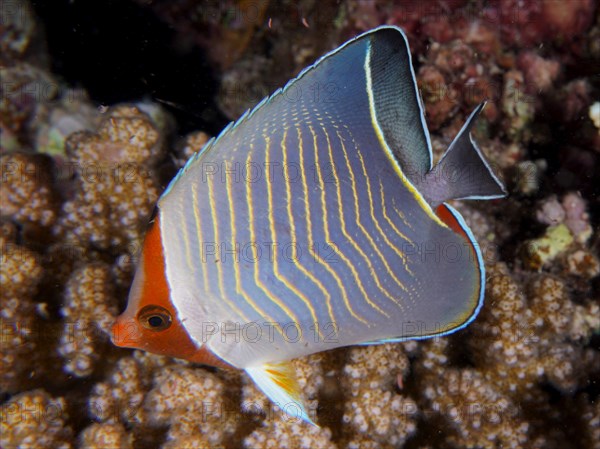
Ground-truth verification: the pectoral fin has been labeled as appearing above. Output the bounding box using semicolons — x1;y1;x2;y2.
245;362;315;426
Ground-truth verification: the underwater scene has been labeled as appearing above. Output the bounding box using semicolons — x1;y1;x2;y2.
1;0;599;448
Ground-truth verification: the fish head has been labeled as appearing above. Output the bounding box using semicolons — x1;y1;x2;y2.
111;214;203;361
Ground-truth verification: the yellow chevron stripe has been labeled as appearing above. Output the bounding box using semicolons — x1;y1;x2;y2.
280;127;331;338
333;119;416;280
207;175;248;320
246;145;301;329
225;165;270;324
355;148;415;279
333;126;412;296
321;125;396;313
180;189;196;272
310;123;381;323
191;186;210;293
266;131;322;335
297;123;339;328
391;196;415;232
378;179;416;259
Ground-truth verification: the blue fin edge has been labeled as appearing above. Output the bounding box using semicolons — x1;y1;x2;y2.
358;203;485;345
161;25;418;199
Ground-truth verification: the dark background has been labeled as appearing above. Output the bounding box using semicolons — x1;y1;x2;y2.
31;0;228;136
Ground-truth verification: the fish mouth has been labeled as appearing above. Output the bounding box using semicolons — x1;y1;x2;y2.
110;315;140;348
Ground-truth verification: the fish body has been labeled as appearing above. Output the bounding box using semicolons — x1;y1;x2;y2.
112;26;506;424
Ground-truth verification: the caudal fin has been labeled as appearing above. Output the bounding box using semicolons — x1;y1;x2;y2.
420;103;507;207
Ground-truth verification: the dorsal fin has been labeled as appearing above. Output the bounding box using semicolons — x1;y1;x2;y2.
161;26;435;201
365;27;434;179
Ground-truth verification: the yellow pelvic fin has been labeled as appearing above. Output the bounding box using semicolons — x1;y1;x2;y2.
245;361;316;426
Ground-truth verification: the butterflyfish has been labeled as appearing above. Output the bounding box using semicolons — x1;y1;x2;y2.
112;25;506;425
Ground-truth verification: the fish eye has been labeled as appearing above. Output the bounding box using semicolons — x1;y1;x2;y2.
138;305;172;332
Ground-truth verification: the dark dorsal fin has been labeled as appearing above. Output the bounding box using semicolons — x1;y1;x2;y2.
366;27;434;180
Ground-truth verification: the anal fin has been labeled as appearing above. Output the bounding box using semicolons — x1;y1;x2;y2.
245;362;316;426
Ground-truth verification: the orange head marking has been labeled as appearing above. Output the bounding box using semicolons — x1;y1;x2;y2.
111;214;231;369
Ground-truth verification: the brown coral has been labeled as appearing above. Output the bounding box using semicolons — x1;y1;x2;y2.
517;51;561;94
341;344;417;447
422;366;529;448
462;262;600;425
0;220;44;392
142;365;239;447
53;104;163;250
0;63;57;148
471;263;599;398
527;275;599;391
57;263;119;377
79;423;133;449
484;0;597;48
0;152;57;227
176;130;211;165
407;260;598;447
244;414;338;449
417;63;458;131
0;389;73;449
87;352;169;426
471;265;539;395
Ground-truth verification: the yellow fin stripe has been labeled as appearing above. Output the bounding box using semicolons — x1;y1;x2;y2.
364;41;446;229
264;364;299;397
245;361;313;424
